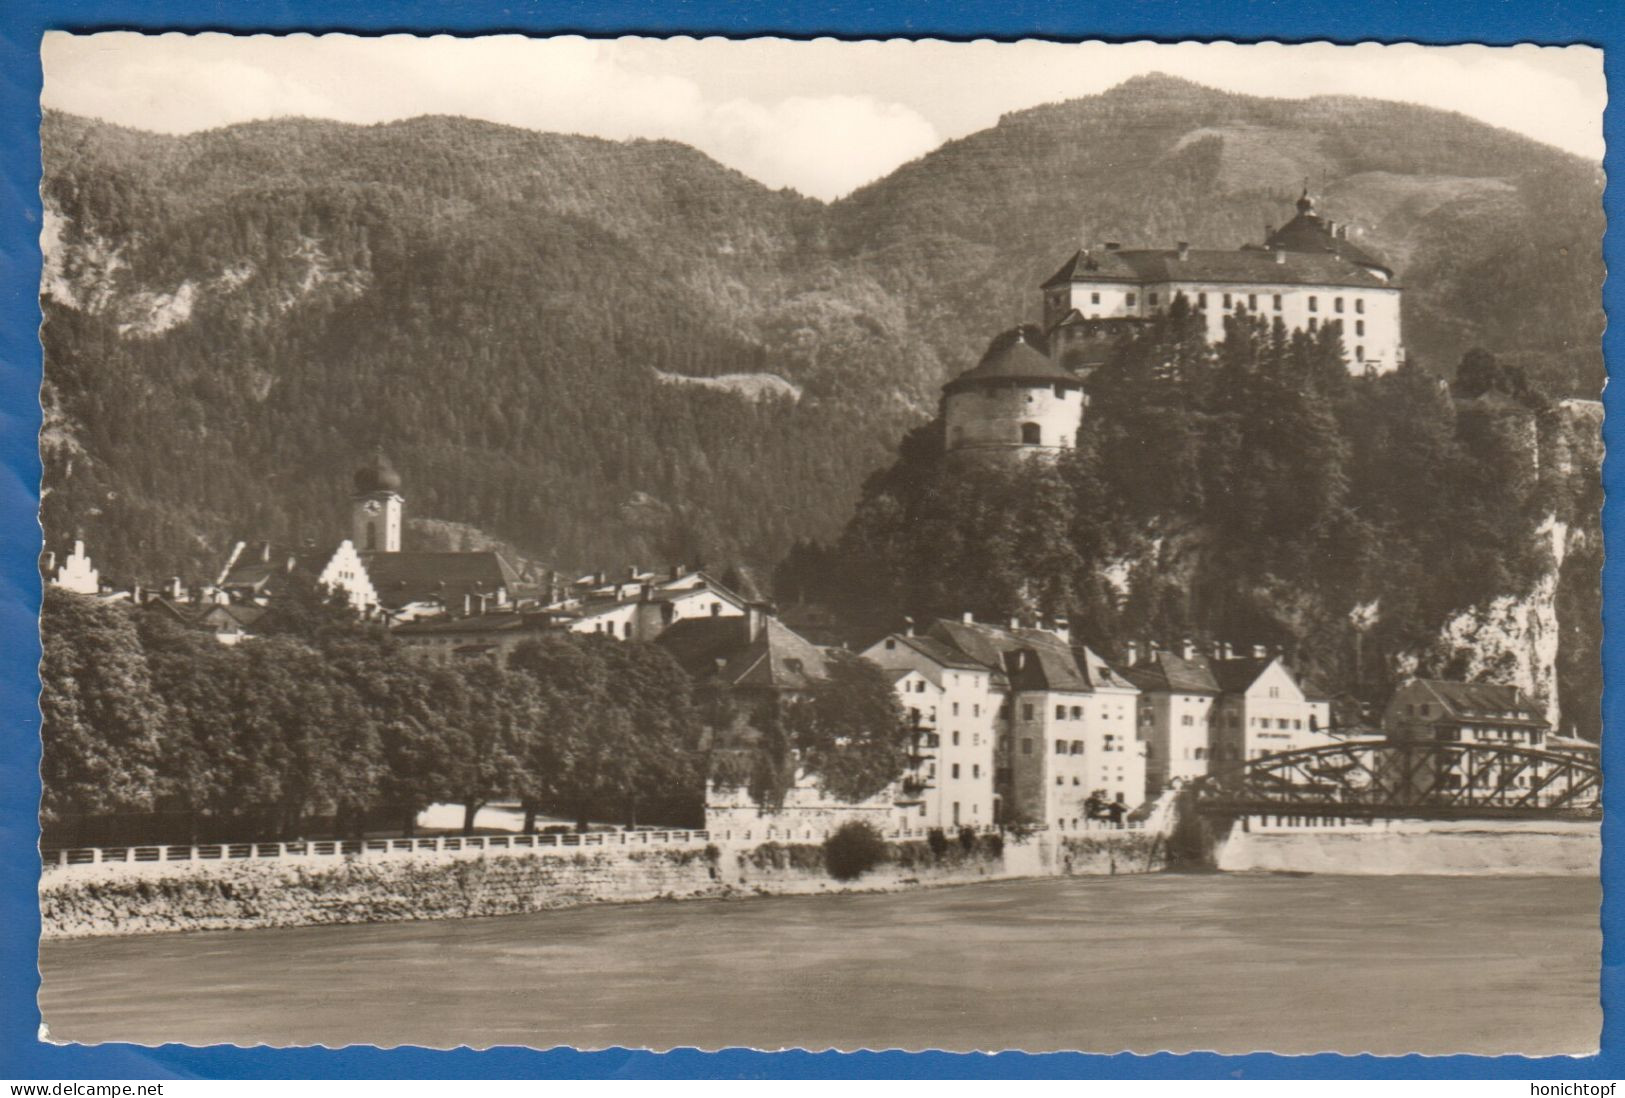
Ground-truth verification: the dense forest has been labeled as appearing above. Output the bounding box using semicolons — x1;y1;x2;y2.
778;307;1603;737
40;74;1604;587
39;581;905;844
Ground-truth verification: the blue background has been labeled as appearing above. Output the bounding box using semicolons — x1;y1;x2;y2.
0;0;1618;1080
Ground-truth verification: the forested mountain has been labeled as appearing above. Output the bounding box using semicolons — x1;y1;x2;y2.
39;74;1604;584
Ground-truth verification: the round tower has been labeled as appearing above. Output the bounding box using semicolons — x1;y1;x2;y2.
942;330;1085;460
351;449;404;553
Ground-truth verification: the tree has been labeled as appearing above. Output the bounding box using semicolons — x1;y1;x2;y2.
39;590;165;826
782;651;908;804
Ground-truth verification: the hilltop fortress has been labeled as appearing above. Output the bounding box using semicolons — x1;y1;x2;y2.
944;191;1404;460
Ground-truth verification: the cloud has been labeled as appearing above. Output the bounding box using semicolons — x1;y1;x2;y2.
41;34;1604;202
706;94;939;198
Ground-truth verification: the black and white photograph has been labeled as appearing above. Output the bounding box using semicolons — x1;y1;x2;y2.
32;33;1606;1055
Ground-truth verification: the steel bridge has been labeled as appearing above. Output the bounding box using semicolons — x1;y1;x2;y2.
1193;739;1601;820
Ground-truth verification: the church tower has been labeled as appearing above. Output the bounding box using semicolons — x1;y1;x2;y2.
351;450;404;553
942;329;1085;460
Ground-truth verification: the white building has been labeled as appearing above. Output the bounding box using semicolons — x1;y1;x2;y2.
1042;191;1403;374
941;330;1086;460
46;539;100;595
863;630;1001;830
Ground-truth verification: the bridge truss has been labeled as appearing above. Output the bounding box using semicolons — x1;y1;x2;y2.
1196;740;1601;820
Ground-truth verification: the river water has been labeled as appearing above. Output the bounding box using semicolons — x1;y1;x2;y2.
39;873;1599;1055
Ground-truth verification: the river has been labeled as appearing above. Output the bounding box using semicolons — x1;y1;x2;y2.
39;872;1599;1055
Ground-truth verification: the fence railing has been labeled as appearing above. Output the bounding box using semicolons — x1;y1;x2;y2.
41;818;1144;872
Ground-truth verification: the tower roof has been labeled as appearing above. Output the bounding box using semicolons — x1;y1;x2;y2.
1264;195;1393;278
353;449;403;495
943;330;1081;395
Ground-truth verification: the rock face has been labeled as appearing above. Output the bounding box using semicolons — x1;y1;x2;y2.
1423;400;1602;736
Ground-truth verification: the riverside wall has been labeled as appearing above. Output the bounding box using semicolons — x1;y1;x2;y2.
1211;817;1600;876
40;827;1169;940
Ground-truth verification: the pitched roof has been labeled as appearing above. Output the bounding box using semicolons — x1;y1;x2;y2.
656;616;829;691
1119;651;1221;695
926;619;1133;693
1209;656;1276;694
890;633;988;672
391;610;562;637
942;332;1081;395
1412;679;1545;726
361;550;521;610
1041;245;1392;291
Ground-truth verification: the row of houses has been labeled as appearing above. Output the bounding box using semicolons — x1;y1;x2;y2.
46;452;1587;834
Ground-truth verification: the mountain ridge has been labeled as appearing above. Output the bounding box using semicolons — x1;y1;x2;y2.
38;74;1604;587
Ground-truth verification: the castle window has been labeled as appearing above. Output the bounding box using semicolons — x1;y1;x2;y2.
1023;705;1035;721
952;764;960;779
1223;292;1232;308
1056;706;1067;721
1273;294;1282;311
1071;740;1084;755
1054;384;1066;398
1356;345;1365;361
1308;317;1318;331
366;521;378;551
1308;295;1319;312
1247;293;1257;310
1355;320;1365;336
1021;422;1042;445
1021;737;1033;754
1091;292;1100;305
1071;706;1082;720
953;730;960;745
1149;292;1159;306
1197;292;1207;309
1335;296;1345;313
1055;739;1066;754
1356;298;1365;315
1125;292;1137;307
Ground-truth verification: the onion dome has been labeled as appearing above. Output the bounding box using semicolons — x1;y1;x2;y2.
353;449;402;494
1296;187;1315;214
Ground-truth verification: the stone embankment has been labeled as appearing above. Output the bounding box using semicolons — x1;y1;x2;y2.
40;826;1170;939
1211;817;1600;876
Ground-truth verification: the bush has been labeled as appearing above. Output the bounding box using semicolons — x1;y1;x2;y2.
926;827;949;859
958;826;977;852
823;820;889;881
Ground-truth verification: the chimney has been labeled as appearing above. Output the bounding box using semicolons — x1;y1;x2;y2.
261;543;272;562
1104;241;1121;252
477;593;489;615
1252;644;1268;659
464;593;474;617
1264;224;1275;239
132;583;144;604
627;565;640;581
902;615;915;637
1326;219;1338;237
594;571;606;586
169;576;183;600
1009;616;1021;632
746;601;769;643
41;550;55;574
640;582;654;602
1051;615;1071;644
1274;247;1286;265
1149;639;1163;654
1181;638;1197;661
1125;641;1139;666
671;563;685;580
1176;241;1190;261
962;611;975;624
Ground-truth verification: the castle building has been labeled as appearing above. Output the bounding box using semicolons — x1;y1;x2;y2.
1041;191;1403;374
44;539;101;596
942;330;1085;460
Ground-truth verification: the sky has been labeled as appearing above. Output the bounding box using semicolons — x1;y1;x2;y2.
41;34;1606;201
